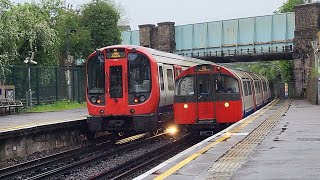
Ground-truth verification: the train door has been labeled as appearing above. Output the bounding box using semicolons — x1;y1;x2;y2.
158;64;166;107
195;73;215;121
105;59;127;115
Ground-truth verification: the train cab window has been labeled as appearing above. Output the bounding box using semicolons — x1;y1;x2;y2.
87;54;105;94
216;75;239;93
167;69;174;91
175;76;194;96
128;53;151;93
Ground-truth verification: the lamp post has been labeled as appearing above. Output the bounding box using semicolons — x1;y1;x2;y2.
66;29;77;66
23;51;37;107
66;29;77;100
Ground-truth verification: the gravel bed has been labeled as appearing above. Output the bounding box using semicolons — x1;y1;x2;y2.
62;139;171;180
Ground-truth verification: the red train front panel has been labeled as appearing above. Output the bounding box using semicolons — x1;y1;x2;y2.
174;64;243;130
86;46;160;132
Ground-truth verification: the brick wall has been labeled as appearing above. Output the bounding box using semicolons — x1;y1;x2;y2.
294;3;320;103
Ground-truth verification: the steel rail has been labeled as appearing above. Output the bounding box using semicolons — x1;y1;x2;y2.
0;134;141;179
27;133;161;179
88;134;193;180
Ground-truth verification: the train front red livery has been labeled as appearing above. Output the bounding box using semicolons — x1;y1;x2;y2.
85;45;212;136
174;64;271;132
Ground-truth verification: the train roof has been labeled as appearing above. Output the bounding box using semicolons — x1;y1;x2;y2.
177;63;268;82
99;45;213;66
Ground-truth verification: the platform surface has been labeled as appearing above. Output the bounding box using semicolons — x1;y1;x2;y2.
231;99;320;180
136;99;320;180
0;108;88;133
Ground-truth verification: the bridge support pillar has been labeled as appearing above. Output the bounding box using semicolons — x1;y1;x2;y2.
294;3;320;104
138;22;175;53
138;24;155;48
157;22;175;53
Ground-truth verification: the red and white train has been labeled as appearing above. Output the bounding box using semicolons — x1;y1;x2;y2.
85;45;211;136
174;64;271;134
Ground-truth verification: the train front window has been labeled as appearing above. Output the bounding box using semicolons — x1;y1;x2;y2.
128;53;151;93
87;54;105;94
216;75;239;93
175;76;194;96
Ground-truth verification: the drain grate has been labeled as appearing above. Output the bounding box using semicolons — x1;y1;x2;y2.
207;100;291;180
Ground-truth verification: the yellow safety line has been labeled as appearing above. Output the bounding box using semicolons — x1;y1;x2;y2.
154;100;278;180
0;117;85;132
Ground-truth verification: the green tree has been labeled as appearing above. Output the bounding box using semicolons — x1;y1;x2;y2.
277;0;304;13
0;0;124;66
7;3;59;66
0;0;16;65
54;7;90;65
0;0;11;13
81;0;121;49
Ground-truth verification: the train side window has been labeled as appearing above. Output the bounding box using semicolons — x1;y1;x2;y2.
167;69;174;91
263;81;267;91
248;81;252;95
254;81;259;93
243;81;248;96
159;66;164;91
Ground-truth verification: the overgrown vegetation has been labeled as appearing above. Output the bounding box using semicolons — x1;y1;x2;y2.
0;0;126;66
277;0;304;13
25;100;87;112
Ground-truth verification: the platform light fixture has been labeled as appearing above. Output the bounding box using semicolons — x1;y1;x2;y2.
24;51;37;107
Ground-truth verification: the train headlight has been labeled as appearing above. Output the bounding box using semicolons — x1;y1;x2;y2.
139;95;146;102
97;99;101;104
90;96;97;103
224;102;230;107
134;98;139;103
184;104;188;109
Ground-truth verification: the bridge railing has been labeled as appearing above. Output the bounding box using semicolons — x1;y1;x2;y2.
174;13;295;59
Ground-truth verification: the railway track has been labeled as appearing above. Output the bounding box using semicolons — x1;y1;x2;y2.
0;133;147;180
87;133;196;180
0;131;199;180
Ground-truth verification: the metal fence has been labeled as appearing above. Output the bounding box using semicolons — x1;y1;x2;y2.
0;65;86;105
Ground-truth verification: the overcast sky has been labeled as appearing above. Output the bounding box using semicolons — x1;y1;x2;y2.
13;0;287;30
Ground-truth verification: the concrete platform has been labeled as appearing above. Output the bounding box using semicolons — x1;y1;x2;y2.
0;108;88;133
231;99;320;180
135;99;319;180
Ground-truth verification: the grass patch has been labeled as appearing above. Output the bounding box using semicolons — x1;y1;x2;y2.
25;101;87;113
